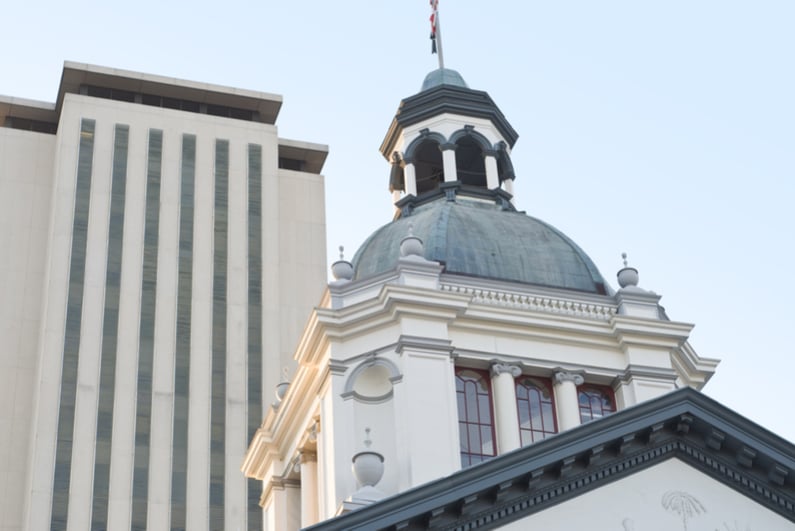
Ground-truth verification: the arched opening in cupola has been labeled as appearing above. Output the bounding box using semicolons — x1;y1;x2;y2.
454;134;487;188
413;139;444;195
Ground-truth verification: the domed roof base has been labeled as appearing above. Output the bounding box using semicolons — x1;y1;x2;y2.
352;186;609;294
421;68;469;91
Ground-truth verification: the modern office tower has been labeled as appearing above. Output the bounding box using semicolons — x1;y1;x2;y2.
0;62;328;531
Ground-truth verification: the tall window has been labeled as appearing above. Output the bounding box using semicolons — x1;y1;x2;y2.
516;377;557;445
455;368;496;467
578;385;616;423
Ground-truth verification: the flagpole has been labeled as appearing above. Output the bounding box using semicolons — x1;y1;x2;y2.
435;8;445;70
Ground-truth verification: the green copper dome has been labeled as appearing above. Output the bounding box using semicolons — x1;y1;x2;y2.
421;68;469;91
352;192;609;294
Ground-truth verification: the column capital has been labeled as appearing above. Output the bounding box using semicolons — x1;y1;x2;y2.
491;362;522;378
439;142;458;152
298;450;317;464
553;371;584;386
482;149;498;158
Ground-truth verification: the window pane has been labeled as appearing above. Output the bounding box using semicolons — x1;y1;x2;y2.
456;367;496;466
516;377;557;445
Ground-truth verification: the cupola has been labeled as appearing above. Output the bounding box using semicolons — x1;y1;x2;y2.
382;68;519;205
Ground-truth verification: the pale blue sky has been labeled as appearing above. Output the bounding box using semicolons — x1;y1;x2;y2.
2;1;793;441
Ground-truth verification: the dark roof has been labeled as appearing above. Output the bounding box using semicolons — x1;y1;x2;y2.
304;388;795;531
380;73;518;159
352;187;609;294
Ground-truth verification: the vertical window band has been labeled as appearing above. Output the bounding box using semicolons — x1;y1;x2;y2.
51;118;96;530
131;128;163;530
170;134;196;531
246;144;263;530
91;124;129;530
209;139;229;529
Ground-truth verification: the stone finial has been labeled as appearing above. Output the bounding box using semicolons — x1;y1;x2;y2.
274;367;290;404
331;245;354;281
352;428;384;489
617;252;639;288
400;223;424;258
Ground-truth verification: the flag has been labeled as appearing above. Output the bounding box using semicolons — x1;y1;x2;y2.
430;0;438;54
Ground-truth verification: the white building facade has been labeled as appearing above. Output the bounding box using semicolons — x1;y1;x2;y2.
0;63;328;531
242;68;729;530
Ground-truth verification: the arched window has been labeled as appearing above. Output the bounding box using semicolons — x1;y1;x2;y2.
515;377;557;445
412;139;444;195
455;368;496;467
454;135;487;187
577;385;616;423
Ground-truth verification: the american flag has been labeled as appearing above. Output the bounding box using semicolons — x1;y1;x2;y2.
430;0;439;54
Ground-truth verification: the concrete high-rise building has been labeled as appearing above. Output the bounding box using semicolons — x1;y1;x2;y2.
0;62;328;531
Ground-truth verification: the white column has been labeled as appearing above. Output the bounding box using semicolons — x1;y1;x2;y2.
490;363;521;453
226;138;248;531
299;451;319;527
403;162;417;196
107;124;147;531
27;113;82;530
440;144;458;183
553;371;584;431
268;478;301;531
484;152;500;189
147;128;181;530
502;178;514;196
67;119;113;531
185;133;215;531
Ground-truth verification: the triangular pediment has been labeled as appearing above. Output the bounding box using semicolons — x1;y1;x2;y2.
499;458;793;530
305;388;795;530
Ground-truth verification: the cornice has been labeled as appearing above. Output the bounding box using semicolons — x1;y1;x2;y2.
316;284;471;339
379;85;519;159
440;282;616;322
614;364;679;386
610;315;694;349
670;341;720;389
305;388;795;530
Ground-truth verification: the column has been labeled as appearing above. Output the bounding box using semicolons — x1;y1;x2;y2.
403;161;417;196
502;178;514;196
553;371;584;431
483;151;500;189
440;143;458;183
267;478;301;531
67;119;113;531
490;362;522;453
299;451;318;527
107;124;148;531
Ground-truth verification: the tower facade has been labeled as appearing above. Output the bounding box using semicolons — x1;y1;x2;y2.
0;63;328;530
242;69;719;530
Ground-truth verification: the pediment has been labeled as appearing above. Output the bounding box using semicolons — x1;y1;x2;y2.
500;458;793;530
305;388;795;530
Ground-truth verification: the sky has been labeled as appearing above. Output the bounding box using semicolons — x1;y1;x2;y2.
2;1;793;441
